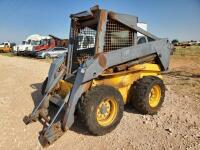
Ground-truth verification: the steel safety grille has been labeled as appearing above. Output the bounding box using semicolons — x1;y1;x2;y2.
104;19;134;52
70;22;96;52
77;27;96;50
74;27;96;60
70;21;97;71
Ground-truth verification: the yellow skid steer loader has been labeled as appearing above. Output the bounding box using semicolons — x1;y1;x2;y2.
24;6;171;145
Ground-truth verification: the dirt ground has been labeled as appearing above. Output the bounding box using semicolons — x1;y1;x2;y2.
0;54;200;150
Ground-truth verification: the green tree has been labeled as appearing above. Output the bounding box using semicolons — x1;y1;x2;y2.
171;39;179;45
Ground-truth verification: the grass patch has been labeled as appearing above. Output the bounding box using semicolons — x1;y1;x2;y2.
173;46;200;56
0;52;15;57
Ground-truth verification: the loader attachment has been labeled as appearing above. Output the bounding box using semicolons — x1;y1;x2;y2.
24;5;171;146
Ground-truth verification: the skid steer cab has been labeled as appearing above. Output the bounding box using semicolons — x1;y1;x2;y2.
24;5;171;146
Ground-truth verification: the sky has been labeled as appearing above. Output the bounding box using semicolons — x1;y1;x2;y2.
0;0;199;44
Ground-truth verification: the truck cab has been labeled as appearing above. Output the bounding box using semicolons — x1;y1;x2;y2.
13;34;56;56
33;38;55;53
13;40;36;55
0;42;15;53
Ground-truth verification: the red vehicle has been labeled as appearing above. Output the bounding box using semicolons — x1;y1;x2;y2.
24;35;55;56
34;35;68;53
34;38;56;52
17;34;68;56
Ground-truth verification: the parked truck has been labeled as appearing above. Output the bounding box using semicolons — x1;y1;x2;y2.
0;42;16;53
13;34;56;56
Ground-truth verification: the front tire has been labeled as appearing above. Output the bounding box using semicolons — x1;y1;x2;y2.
79;85;124;135
130;76;165;115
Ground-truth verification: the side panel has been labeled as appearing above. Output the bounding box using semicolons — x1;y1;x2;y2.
92;64;162;103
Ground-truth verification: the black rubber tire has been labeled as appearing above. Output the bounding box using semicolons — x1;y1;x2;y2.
45;54;51;59
130;76;165;115
41;77;48;95
78;85;124;135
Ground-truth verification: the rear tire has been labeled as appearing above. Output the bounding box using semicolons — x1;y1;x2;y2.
78;85;124;135
130;76;165;115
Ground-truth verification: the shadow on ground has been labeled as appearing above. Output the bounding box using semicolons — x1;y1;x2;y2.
30;83;43;106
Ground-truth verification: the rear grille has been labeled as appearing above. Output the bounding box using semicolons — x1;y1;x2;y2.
104;19;134;52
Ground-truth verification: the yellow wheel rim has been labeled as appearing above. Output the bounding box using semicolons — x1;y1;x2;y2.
96;97;118;126
149;85;161;108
